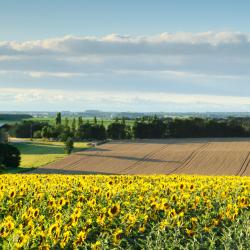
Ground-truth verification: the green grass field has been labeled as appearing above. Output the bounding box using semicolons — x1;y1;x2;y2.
2;139;89;173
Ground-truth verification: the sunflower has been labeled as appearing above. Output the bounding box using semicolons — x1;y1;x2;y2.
238;196;248;208
179;183;185;190
47;197;55;207
36;231;46;246
139;225;146;233
190;217;198;227
74;231;87;247
171;194;177;202
0;225;8;238
150;201;158;210
108;204;120;217
0;191;3;202
5;220;15;231
186;228;195;237
159;219;169;230
96;213;106;225
55;212;62;222
189;184;195;191
232;213;238;221
91;240;102;250
15;233;29;249
88;198;96;207
106;191;111;199
113;229;123;245
38;244;50;250
9;189;16;199
212;219;220;226
58;197;66;206
203;226;211;233
168;209;177;218
33;208;40;218
78;195;85;202
48;223;61;242
60;231;71;248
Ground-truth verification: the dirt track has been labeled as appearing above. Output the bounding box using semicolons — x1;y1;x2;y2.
33;138;250;175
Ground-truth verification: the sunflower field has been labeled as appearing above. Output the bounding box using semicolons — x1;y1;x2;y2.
0;174;249;249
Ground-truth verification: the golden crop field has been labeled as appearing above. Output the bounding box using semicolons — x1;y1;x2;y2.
0;174;249;249
36;139;250;175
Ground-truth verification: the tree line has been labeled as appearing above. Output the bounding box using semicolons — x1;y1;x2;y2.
8;113;250;140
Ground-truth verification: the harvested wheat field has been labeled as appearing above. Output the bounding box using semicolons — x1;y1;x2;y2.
33;138;250;176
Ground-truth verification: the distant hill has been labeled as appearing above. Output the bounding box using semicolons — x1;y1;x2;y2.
2;111;250;119
0;114;33;121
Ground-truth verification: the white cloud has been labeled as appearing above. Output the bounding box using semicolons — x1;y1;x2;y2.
2;88;250;112
1;32;250;55
0;32;249;77
27;71;86;78
1;32;250;111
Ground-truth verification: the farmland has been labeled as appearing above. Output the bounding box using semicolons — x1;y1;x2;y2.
34;138;250;176
0;174;249;249
1;139;250;249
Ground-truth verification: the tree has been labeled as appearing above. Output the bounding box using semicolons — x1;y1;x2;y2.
122;117;126;125
0;129;2;143
76;123;106;140
71;118;76;134
107;122;128;139
59;126;72;142
9;121;48;138
64;137;74;154
91;124;107;140
94;116;97;124
133;121;149;139
149;117;167;138
0;143;21;168
64;117;69;128
33;130;42;138
55;112;62;125
77;123;92;140
78;117;83;128
41;126;49;138
0;129;8;143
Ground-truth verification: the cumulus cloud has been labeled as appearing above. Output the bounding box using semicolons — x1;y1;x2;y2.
0;32;250;77
1;32;250;55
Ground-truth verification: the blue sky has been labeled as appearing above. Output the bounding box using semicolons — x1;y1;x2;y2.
1;1;250;112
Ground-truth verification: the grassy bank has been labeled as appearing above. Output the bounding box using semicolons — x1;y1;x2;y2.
1;139;89;173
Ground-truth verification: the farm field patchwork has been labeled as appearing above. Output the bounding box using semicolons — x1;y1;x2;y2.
35;138;250;175
26;117;135;128
0;174;249;249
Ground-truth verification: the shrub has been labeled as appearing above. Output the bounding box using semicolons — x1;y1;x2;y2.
0;143;21;168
